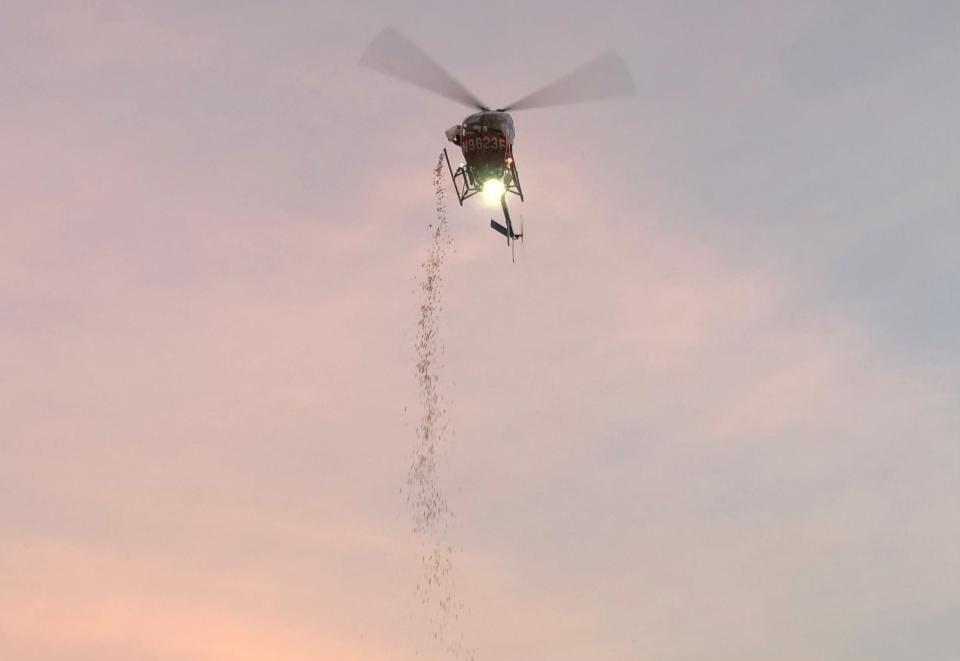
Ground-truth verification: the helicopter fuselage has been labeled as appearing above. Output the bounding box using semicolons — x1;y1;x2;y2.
455;110;516;188
443;109;525;256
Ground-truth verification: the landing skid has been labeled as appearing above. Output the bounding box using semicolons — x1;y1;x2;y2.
443;148;524;206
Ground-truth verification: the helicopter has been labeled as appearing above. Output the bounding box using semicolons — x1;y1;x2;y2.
360;27;635;257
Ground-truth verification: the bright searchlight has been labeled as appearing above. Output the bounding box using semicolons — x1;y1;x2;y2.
482;178;506;205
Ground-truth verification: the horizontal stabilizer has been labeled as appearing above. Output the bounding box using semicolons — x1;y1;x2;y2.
490;219;510;238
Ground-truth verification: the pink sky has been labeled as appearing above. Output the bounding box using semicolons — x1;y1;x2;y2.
2;2;959;660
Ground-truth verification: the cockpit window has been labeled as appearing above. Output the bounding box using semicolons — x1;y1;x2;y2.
464;112;515;142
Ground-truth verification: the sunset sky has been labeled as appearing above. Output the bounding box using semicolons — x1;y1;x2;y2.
2;2;958;660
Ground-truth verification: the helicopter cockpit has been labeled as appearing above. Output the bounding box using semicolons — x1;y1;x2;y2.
462;111;515;143
446;111;516;146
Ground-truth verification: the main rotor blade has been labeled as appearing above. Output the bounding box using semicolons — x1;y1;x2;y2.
501;51;636;111
360;27;488;111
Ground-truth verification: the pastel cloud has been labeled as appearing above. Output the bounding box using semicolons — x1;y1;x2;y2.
1;3;958;661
